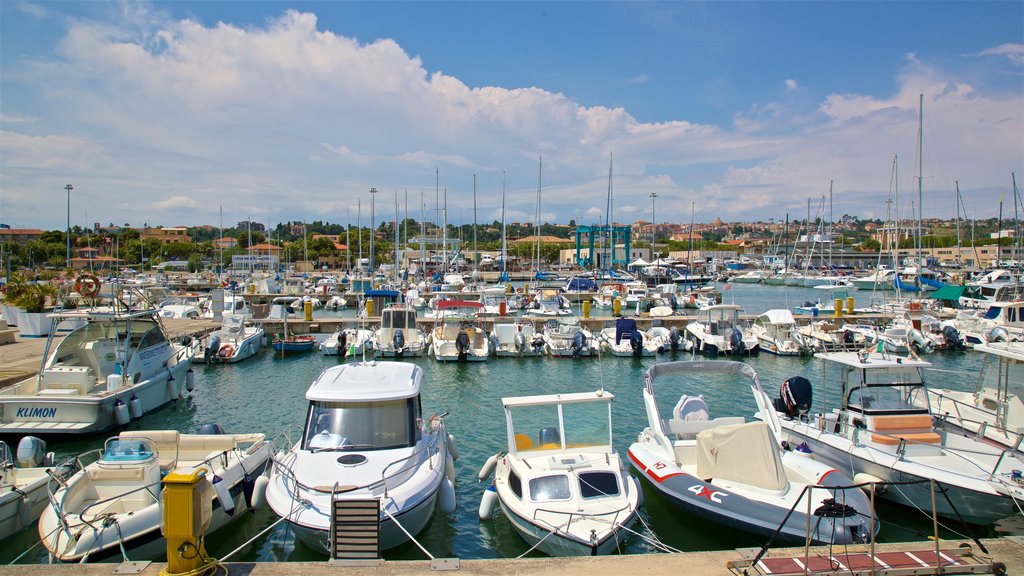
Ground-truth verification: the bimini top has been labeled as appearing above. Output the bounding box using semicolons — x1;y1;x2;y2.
306;361;421;403
974;342;1024;363
814;351;931;370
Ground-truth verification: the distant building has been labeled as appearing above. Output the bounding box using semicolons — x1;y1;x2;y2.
0;228;44;246
212;237;239;249
140;227;190;245
237;220;265;232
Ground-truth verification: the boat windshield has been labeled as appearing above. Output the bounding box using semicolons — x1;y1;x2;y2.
845;366;928;414
303;398;417;451
507;400;611;453
101;438;157;463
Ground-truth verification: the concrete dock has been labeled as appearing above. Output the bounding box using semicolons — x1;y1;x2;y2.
0;538;1019;575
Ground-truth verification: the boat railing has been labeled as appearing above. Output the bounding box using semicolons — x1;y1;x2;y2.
379;416;448;498
530;500;633;538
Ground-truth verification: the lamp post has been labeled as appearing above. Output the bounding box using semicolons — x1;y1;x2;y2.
369;187;378;275
65;184;73;269
649;192;658;259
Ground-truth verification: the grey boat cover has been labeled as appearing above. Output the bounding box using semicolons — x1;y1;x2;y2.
695;421;787;492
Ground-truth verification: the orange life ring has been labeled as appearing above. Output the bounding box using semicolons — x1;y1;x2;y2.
908;302;922;311
689;294;696;304
217;344;235;358
74;273;101;297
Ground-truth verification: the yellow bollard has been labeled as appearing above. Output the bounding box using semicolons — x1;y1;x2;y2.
583;300;591;319
524;284;530;297
162;469;213;576
613;297;622;317
248;283;255;294
846;296;855;315
366;298;374;317
304;300;313;321
834;298;843;317
506;283;512;295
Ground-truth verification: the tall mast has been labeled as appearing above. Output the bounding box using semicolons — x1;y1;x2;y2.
472;174;478;275
346;207;351;272
357;199;362;272
394;192;400;283
916;93;924;267
1013;172;1020;266
687;201;695;284
954;182;961;268
501;170;507;280
828;180;833;270
419;191;426;283
442;187;448;273
605;152;613;274
535;157;542;274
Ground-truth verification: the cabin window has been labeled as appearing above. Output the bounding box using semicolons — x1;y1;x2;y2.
137;326;169;349
578;471;620;499
509;470;523;499
303;398;414;451
529;474;572;502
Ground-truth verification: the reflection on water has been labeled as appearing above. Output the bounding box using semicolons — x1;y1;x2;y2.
0;283;1005;564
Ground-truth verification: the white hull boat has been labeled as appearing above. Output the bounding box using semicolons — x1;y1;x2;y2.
685;304;759;356
320;328;373;357
542;318;599;358
373;306;427;358
489;320;545;357
196;313;265;363
0;437;75;542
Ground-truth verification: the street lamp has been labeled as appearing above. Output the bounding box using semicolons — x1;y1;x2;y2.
65;184;73;268
369;187;378;274
649;192;658;259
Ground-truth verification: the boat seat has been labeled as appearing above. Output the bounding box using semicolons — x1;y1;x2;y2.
41;366;95;395
538;427;561;449
869;414;941;445
673;395;710;421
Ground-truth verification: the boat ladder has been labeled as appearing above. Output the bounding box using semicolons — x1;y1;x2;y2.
329;497;380;563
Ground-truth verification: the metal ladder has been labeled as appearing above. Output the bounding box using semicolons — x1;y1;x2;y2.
330;498;380;562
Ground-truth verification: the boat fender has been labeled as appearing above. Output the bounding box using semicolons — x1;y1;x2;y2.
852;472;887;495
16;436;46;468
439;477;457;514
478;484;498;520
447;433;459;461
629;331;644;357
250;474;270;510
18;491;35;527
129;395;143;420
114;398;130;426
445;455;456;483
478;453;499;481
212;474;235;515
217;344;235;359
243;472;258;510
185;367;195;392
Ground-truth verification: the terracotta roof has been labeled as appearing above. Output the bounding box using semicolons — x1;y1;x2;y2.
248;243;281;251
510;235;573;244
0;228;44;235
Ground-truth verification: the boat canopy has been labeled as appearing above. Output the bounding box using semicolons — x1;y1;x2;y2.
755;309;796;326
437;300;484;310
695;422;787;492
306;362;421;402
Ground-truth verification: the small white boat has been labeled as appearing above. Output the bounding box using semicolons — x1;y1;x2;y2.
489;319;545;357
526;288;574;317
629;361;874;544
39;428;272;562
598;318;659;357
792;320;864;353
543;317;599;358
0;437;73;541
751;309;806;356
319;327;374;357
266;362;456;554
646;326;691;353
197;313;265;363
430;302;489;362
373;305;427;358
325;295;348;310
478;390;640;556
685;304;759;356
752;351;1024;525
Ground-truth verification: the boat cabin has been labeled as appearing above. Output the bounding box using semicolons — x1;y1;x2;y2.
301;363;423;452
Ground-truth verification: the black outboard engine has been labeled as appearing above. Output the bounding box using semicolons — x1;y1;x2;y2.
773;376;813;419
571;331;587;357
729;327;746;355
532;335;546;352
338;330;347;354
669;326;682;352
393;329;405;358
629;331;644;357
842;329;855;345
198;423;225;435
941;325;964;350
204;334;221;363
455;330;471;362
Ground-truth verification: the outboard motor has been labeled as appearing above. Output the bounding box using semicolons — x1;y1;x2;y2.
199;423;225;435
842;329;855;345
571;331;587;357
987;326;1009;343
669;326;682;352
204;334;221;362
531;335;546;353
773;376;813;419
16;436;52;467
514;331;527;354
629;331;644;357
455;330;471;362
942;325;964;350
393;329;406;358
729;327;746;355
338;330;347;354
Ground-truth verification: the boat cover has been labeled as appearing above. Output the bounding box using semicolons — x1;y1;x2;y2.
695;421;787;492
615;318;638;344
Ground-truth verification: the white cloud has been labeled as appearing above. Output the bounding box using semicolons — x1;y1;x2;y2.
975;43;1024;65
784;79;798;91
154;195;200;210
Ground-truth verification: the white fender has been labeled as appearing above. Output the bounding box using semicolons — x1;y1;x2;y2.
114;399;130;426
212;474;235;515
251;475;270;510
439;477;457;514
128;395;143;420
853;472;887;494
185;368;195;392
478;484;498;520
18;492;35;527
447;433;459;461
445;456;456;483
478;454;499;481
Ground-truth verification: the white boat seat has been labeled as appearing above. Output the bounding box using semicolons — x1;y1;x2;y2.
673;395;710;421
41;366;95;395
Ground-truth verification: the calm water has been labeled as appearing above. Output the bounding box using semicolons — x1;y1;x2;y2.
3;283;1015;564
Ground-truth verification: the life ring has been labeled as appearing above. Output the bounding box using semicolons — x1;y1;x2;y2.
74;273;101;297
908;302;922;311
217;344;235;358
689;294;696;304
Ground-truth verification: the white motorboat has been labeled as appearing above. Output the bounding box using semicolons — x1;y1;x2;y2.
592;283;625;309
478;286;512;317
478;390;640;556
203;292;251;319
923;341;1024;451
266;362;456;554
373;305;427;358
959;301;1024;346
196;313;265;364
852;267;897;291
39;428;272;562
0;437;74;542
319;327;374;357
629;361;874;544
791;320;865;353
525;288;574;317
598;318;658;357
646;326;691;354
0;308;198;435
430;301;489;362
685;304;759;356
750;309;806;356
489;319;545;357
752;351;1024;525
542;317;599;358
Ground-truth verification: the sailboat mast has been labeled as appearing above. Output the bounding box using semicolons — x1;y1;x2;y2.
442;187;448;273
687;202;695;283
1012;172;1020;266
419;191;426;283
954;181;961;268
472;174;478;274
346;207;351;272
501;170;507;279
917;93;924;267
394;192;400;283
535;157;542;274
357;199;362;272
605;153;613;274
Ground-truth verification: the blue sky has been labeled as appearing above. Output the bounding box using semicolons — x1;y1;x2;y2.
1;1;1021;232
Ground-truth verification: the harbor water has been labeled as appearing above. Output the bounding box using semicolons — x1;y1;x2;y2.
3;283;1019;564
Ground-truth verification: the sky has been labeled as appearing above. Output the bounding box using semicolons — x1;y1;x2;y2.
1;1;1022;233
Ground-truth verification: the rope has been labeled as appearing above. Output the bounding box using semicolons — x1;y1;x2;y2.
159;536;226;576
9;523;63;565
381;503;433;560
219;517;288;562
515;517;574;558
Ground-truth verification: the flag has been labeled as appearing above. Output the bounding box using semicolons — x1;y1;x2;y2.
875;340;884;353
345;343;356;358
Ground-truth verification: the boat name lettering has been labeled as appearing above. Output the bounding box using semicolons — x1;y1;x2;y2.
138;343;169;361
688;485;726;504
16;407;57;419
